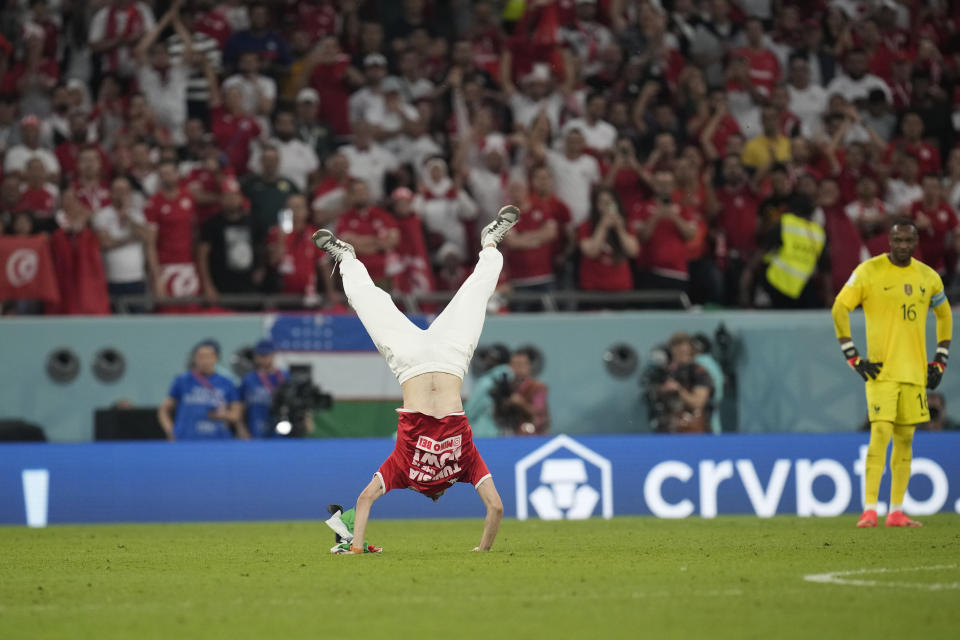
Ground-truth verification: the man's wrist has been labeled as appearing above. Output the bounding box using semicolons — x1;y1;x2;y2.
841;340;859;362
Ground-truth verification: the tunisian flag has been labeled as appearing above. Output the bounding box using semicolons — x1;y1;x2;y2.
0;235;60;303
47;228;110;315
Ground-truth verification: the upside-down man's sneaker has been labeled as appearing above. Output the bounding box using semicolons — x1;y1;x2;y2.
312;229;356;261
885;510;922;527
480;205;520;248
855;509;878;528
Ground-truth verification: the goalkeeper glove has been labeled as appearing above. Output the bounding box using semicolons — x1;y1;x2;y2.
841;342;882;381
927;347;949;390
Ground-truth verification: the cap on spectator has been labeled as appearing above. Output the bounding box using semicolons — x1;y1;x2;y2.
522;63;552;85
483;133;508;155
382;77;403;94
364;53;387;68
254;339;276;355
21;115;39;127
410;84;433;101
297;87;320;103
391;186;414;201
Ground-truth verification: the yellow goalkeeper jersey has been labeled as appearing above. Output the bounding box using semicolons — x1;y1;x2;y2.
834;255;946;385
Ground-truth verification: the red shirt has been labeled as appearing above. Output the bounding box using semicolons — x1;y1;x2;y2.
211;106;261;174
715;184;760;255
16;185;57;217
576;221;633;291
267;226;319;294
196;8;232;47
884;140;942;176
145;189;196;265
55;142;112;185
310;56;352;136
823;204;865;295
629;200;699;277
732;46;781;94
610;168;647;214
530;193;571;260
335;206;398;280
72;181;111;213
185;167;231;224
909;200;959;272
506;202;558;284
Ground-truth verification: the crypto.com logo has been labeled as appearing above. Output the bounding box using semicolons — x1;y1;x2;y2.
6;248;38;286
515;435;613;520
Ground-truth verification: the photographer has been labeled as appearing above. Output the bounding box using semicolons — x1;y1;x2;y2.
492;348;550;436
158;340;246;441
238;339;306;438
464;344;513;438
646;332;714;434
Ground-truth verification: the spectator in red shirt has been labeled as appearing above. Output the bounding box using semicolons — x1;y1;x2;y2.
55;110;111;185
266;193;320;296
145;160;199;299
385;187;435;306
844;175;890;256
16;157;58;220
909;173;959;275
884;111;942;176
209;76;262;175
577;187;639;296
67;147;111;219
306;35;357;136
631;169;699;293
528;163;574;283
502;177;559;309
732;16;781;98
335;179;399;285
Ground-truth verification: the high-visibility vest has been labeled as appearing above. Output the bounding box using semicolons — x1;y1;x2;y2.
765;213;826;299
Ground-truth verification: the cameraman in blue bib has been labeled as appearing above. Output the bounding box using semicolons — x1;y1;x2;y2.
158;340;246;440
238;339;289;438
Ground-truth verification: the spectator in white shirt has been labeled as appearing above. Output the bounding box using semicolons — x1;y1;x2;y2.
92;175;159;308
787;55;828;137
826;48;892;105
4;115;59;181
392;107;443;177
348;53;389;126
222;52;276;118
562;91;617;153
88;0;156;78
508;63;565;132
543;127;600;226
249;110;319;192
339;119;400;203
466;133;510;229
885;153;923;216
366;77;419;143
413;156;478;260
133;5;194;146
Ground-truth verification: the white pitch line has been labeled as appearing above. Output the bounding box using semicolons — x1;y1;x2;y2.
803;564;960;591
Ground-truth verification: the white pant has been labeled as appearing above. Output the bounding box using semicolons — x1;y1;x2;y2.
339;247;503;384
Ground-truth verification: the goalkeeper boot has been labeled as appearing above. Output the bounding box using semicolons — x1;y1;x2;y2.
480;205;520;248
855;509;878;528
885;510;922;527
312;229;356;261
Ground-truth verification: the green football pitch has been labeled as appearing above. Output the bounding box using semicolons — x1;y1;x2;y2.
1;516;957;639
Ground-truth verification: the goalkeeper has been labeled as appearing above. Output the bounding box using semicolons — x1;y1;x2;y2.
831;219;952;528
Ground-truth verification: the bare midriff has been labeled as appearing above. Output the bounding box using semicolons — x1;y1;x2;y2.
400;372;464;417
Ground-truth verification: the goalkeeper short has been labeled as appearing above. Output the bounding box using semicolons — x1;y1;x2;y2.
865;380;929;425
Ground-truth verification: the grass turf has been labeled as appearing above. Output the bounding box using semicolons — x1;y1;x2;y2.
0;515;958;640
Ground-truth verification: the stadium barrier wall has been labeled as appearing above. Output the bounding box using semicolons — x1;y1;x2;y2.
1;311;957;442
2;433;959;526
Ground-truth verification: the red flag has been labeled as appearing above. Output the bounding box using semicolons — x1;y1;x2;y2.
0;235;60;303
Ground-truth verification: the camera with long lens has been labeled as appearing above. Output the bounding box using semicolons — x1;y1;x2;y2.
270;364;332;437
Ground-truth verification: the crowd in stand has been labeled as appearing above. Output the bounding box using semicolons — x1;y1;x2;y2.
2;0;960;315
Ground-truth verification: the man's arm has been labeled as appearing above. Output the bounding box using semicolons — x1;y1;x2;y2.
928;290;953;389
832;270;881;380
474;478;503;551
158;397;176;441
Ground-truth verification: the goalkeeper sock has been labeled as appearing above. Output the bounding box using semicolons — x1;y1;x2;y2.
890;504;902;513
890;425;915;507
864;503;878;512
865;421;893;505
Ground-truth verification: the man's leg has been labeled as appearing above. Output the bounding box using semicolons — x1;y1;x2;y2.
340;254;422;351
348;475;385;553
427;246;503;349
474;477;504;551
858;420;893;527
887;424;922;526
